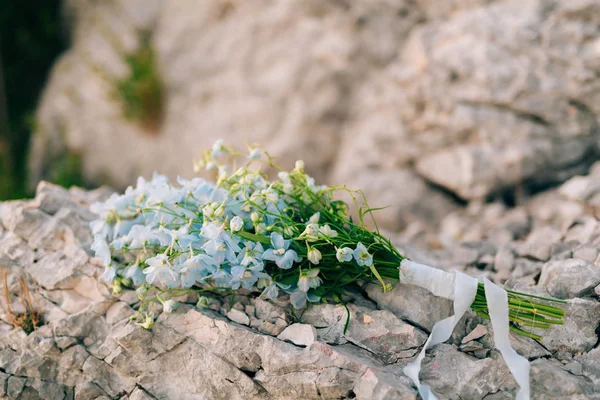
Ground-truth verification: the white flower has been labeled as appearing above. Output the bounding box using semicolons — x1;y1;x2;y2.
143;254;179;287
211;139;225;157
336;247;353;262
297;269;322;292
248;147;261;160
307;248;322;265
309;212;320;224
295;160;305;171
319;225;338;238
299;223;319;242
353;242;373;267
255;223;267;235
230;216;244;232
250;212;260;223
163;299;178;314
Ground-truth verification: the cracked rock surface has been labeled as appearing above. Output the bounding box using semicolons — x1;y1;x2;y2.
1;171;600;399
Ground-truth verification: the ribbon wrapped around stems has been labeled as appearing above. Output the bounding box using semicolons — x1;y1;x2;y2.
400;259;530;400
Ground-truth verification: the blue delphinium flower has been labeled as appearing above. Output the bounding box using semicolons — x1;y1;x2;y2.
353;242;373;267
259;280;291;301
178;254;217;288
124;263;145;286
262;232;300;269
289;289;320;309
102;266;117;282
201;222;241;264
239;242;264;268
91;237;111;266
230;264;270;290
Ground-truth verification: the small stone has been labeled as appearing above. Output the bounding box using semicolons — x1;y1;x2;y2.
83;337;94;346
538;259;600;299
7;376;26;399
55;336;78;350
460;341;485;353
518;226;562;261
572;246;598;263
226;309;250;326
461;324;488;344
277;323;317;347
245;305;255;317
564;361;583;376
363;314;373;324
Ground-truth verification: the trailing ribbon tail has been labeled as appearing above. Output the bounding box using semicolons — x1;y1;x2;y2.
399;259;530;400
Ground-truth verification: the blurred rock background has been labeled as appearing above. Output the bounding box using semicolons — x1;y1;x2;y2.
2;0;600;232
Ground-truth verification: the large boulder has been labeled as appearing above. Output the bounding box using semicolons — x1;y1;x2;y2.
29;0;600;231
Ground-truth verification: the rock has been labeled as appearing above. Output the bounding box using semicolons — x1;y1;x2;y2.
421;344;517;399
530;358;597;400
366;282;453;332
301;304;349;345
530;298;600;358
517;226;563;261
30;0;600;230
353;369;417;400
462;324;488;344
226;308;251;326
2;160;600;398
538;259;600;299
277;324;317;347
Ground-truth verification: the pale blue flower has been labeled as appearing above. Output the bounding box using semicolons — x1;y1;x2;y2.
210;269;233;288
91;237;111;266
230;264;270;290
179;254;216;288
259;280;290;300
353;242;373;267
248;147;261;160
239;242;264;268
124;263;145;286
262;232;300;269
289;289;320;309
143;254;179;287
336;247;353;262
201;223;241;264
102;266;117;282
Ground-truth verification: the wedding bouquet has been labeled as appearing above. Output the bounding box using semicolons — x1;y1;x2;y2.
91;140;565;400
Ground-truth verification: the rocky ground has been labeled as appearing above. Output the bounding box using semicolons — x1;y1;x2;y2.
0;164;599;399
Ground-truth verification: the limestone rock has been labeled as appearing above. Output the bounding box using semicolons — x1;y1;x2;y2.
277;323;317;347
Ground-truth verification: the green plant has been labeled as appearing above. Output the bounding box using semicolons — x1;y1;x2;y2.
116;32;164;131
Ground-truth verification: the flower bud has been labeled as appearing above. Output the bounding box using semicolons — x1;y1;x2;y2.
307;248;322;265
230;216;244;232
163;299;178;314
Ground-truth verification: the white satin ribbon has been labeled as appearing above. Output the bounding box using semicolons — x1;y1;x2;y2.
399;259;530;400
